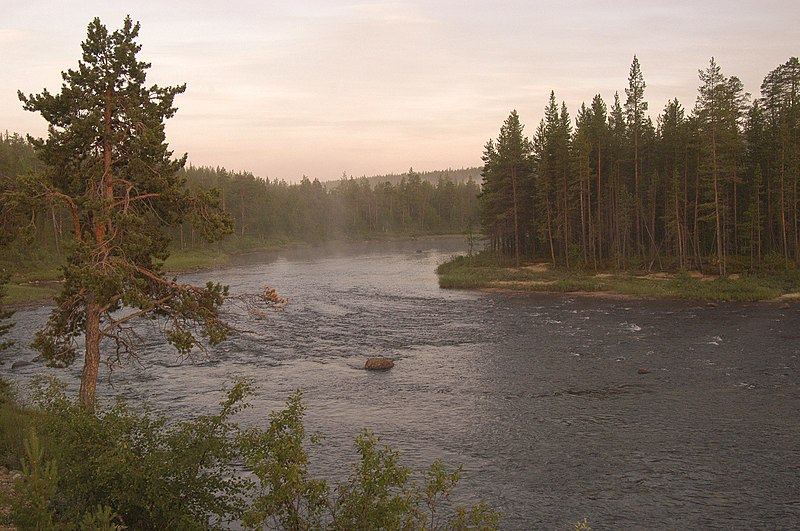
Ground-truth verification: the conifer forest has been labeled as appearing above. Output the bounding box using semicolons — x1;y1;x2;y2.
480;56;799;274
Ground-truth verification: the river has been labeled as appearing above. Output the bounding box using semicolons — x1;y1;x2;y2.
3;236;799;529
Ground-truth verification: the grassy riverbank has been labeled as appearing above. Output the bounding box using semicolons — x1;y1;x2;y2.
437;252;800;302
0;238;289;306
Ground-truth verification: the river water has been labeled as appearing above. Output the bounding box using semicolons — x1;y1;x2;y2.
3;237;800;529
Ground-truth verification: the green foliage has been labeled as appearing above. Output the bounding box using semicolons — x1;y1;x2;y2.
0;272;14;355
0;381;31;470
480;110;534;263
241;391;329;530
332;430;416;529
0;381;500;529
6;428;126;530
471;55;800;274
243;391;502;530
78;505;127;530
26;378;252;529
10;430;58;529
173;166;481;247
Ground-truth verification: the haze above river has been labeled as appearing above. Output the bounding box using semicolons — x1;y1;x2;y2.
4;237;799;529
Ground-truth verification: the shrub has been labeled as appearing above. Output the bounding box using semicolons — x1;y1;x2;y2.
243;390;502;530
0;378;32;470
24;377;251;529
6;380;501;529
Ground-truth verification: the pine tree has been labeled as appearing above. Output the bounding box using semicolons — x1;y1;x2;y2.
625;55;648;255
589;94;609;262
759;57;800;263
480;110;532;264
657;99;690;267
608;92;630;265
574;103;593;266
532;93;572;265
694;58;749;275
17;17;275;408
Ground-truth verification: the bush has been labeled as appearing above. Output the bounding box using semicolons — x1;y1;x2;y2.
242;390;502;530
19;377;251;529
5;380;501;530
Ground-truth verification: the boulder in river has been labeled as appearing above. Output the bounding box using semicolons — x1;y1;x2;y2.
365;357;394;370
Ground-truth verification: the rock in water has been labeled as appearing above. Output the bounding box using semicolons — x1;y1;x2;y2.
365;357;394;370
637;367;650;375
11;360;33;369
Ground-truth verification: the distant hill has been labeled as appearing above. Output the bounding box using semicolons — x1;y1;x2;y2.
339;167;482;188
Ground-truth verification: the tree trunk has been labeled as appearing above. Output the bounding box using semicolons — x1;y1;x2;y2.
712;130;725;276
596;144;603;262
634;119;641;255
546;200;556;267
693;156;703;273
780;144;788;266
674;181;684;269
79;299;102;409
511;166;520;267
563;169;570;268
579;155;587;265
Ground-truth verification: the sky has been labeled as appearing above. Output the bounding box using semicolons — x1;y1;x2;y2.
2;1;798;182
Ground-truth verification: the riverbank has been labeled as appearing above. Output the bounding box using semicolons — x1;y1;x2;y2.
2;245;271;306
3;233;467;306
436;253;800;302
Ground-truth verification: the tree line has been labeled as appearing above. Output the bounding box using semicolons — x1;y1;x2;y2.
176;166;480;246
1;134;480;263
481;56;800;274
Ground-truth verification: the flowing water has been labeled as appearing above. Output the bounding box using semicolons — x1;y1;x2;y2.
3;237;800;529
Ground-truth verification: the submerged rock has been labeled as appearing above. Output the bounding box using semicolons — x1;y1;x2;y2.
365;357;395;370
637;367;650;375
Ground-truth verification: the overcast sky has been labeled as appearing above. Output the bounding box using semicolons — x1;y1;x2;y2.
2;1;798;182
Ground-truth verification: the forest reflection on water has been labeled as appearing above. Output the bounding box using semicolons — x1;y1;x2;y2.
3;237;800;529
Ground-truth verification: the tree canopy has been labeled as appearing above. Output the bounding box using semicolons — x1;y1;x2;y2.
479;55;800;273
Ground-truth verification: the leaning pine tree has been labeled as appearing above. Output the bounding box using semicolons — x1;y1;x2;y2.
19;17;281;408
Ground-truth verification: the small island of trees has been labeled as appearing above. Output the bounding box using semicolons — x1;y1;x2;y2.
479;55;800;274
439;55;800;301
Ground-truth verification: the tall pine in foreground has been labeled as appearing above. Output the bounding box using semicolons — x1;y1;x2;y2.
17;17;276;408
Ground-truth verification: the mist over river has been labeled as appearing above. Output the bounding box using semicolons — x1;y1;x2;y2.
3;237;800;529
